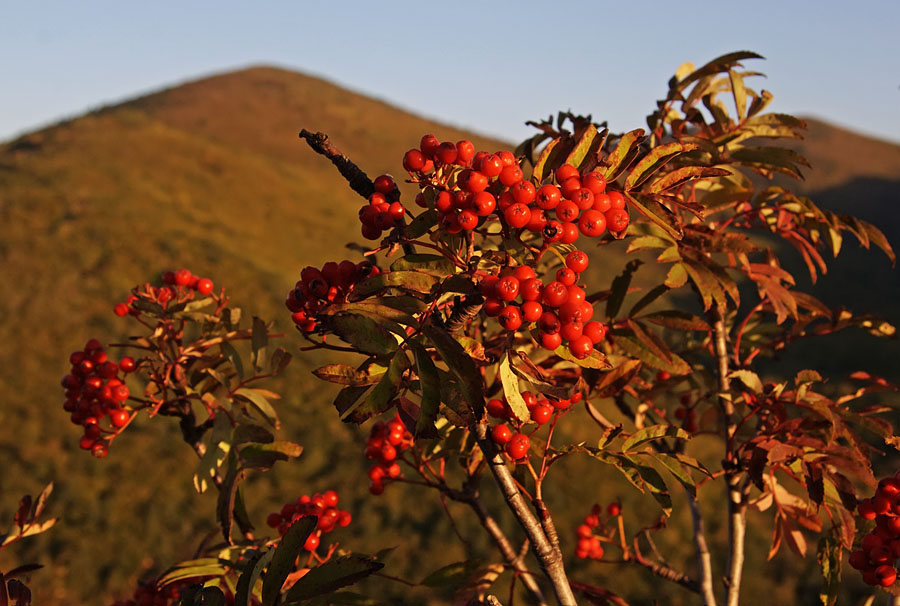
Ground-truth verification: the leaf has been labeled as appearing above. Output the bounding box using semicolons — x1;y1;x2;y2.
193;413;233;494
499;352;529;422
157;558;228;588
675;51;764;90
312;364;384;386
626;320;673;364
628;285;669;317
262;517;317;605
31;483;53;519
420;560;481;588
411;342;440;438
423;324;485;419
390;254;457;276
622;424;691;451
353;271;439;297
640;310;710;332
269;347;293;376
405;208;439;238
322;302;417;327
728;69;747;119
342;350;407;422
623;192;682;239
331;314;398;356
234;388;280;428
614;335;691;375
333;385;370;419
552;345;611;369
606;260;642;319
602;129;646;181
664;263;688;288
239;441;303;470
730;147;810;179
646;166;730;194
235;549;274;606
220;341;244;381
625;142;698;190
817;535;842;606
533;138;566;183
216;451;242;543
588;359;642;398
729;370;763;393
250;317;268;372
283;555;384;604
566;123;604;171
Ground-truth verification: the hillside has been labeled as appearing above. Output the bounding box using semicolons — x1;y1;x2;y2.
0;66;898;604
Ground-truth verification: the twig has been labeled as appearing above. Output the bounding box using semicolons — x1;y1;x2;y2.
687;488;717;606
298;130;374;200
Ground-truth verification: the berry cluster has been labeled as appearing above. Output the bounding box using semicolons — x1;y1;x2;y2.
487;392;582;461
402;136;629;240
112;268;215;317
61;339;136;458
363;414;413;495
265;490;352;553
574;502;621;560
358;174;406;240
285;260;381;332
849;474;900;588
480;250;608;359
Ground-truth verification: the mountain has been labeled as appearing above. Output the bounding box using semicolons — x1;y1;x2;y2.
0;65;898;604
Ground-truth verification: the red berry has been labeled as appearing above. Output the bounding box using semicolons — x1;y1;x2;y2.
435;142;458;165
520;277;543;302
555;199;580;223
608;190;626;210
91;442;108;459
542;281;569;308
560;221;580;244
566;250;589;273
456;140;475;165
458;210;479;231
605;208;630;233
579;210;607;237
496;276;521;302
568;335;594;359
582;172;607;195
555;164;579;183
175;268;192;286
505;433;530;460
110;409;130;428
266;513;282;528
540;331;562;350
491;424;513;445
876;564;897;587
556;268;577;287
486;398;509;419
504;203;532;229
472;191;496;216
531;403;553;425
196;278;214;295
420;134;440;158
536;184;562;210
480;154;503;178
304;532;320;551
592;193;612;213
572;188;594;210
499;165;524;187
522;301;543;323
113;303;129;317
499;305;523;331
607;502;621;516
511;181;536;205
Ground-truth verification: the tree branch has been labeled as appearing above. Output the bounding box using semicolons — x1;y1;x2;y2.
711;305;745;606
687;489;717;606
298;129;374;200
473;422;577;606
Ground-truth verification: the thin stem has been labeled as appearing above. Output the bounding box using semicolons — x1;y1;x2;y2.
473;422;576;606
687;488;717;606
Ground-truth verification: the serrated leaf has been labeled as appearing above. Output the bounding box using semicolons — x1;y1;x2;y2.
625;142;698;190
262;517;317;605
588;359;642;398
331;314;398;356
552;344;611;369
622;424;690;451
423;324;485;419
221;341;244;381
614;335;691;375
341;350;407;422
313;364;384;386
323;302;416;327
283;554;384;604
157;558;228;589
603;129;645;182
353;271;439;297
390;254;457;276
623;192;682;239
817;535;842;606
628;285;669;317
234;388;280;428
640;310;710;331
566;123;604;171
333;385;370;419
411;342;440;438
239;441;303;470
533;138;566;183
499;352;529;422
646;166;730;194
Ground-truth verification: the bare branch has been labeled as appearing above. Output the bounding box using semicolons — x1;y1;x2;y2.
298;129;374;200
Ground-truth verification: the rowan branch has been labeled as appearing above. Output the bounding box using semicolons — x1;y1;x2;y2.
474;422;577;606
298;129;374;200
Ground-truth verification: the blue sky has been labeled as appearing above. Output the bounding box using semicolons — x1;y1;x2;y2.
2;1;899;145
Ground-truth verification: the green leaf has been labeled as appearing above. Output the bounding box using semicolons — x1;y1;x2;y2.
654;453;698;496
333;385;370;419
625;235;671;253
499;352;529;422
411;342;440;438
221;341;244;381
391;254;457;276
312;364;385;386
625;142;698;190
628;284;668;317
622;424;690;451
262;516;317;605
331;314;398;356
614;335;691;375
235;549;273;606
674;51;763;90
552;345;611;369
728;69;747;119
730;147;810;179
283;554;384;604
234;388;280;428
622;455;673;515
251;317;268;372
322;302;417;327
216;450;243;543
533;138;565;183
566;124;606;172
158;558;227;589
646;166;730;194
405;209;439;238
193;413;233;494
342;350;408;422
817;535;842;606
664;263;688;288
640;310;710;332
602;129;645;182
606;260;642;319
239;441;303;470
589;359;642;398
420;560;481;588
423;324;485;419
353;271;439;297
623;192;682;239
729;370;763;393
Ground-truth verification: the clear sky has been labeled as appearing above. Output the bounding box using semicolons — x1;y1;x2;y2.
2;1;899;145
